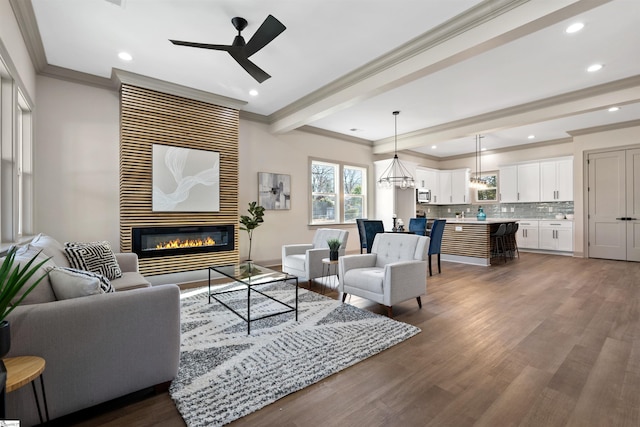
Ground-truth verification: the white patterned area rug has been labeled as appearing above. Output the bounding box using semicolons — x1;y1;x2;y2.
169;282;421;427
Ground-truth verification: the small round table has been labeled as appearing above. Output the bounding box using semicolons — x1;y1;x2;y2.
3;356;49;423
321;258;339;294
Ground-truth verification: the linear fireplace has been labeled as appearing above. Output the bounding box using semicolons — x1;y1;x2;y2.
132;225;235;258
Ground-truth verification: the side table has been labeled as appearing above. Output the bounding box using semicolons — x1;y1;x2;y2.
320;258;339;294
3;356;49;423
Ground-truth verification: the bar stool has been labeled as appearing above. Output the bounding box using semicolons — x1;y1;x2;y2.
490;223;508;264
508;222;520;258
504;222;514;259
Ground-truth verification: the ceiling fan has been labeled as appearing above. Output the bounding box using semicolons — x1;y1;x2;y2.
169;15;286;83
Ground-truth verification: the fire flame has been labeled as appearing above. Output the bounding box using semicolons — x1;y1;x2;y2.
155;236;216;250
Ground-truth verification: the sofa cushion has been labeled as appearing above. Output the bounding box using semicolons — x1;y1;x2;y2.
8;244;57;305
110;272;152;291
30;233;70;268
48;267;114;300
64;241;122;280
343;267;384;294
284;253;306;272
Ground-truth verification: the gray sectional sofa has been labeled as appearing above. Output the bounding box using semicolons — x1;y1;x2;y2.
4;234;181;426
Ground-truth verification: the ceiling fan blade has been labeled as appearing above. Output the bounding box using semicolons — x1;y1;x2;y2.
229;51;271;83
244;14;286;57
169;39;232;52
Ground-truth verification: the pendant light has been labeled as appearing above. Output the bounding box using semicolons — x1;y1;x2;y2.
377;111;415;190
470;134;487;189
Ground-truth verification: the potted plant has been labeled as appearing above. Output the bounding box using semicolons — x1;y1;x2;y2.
0;247;51;359
327;238;342;261
239;201;265;262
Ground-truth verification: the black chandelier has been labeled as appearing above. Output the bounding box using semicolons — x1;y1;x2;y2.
377;111;415;189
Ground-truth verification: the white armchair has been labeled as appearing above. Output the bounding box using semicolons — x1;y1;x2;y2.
282;228;349;286
339;232;429;317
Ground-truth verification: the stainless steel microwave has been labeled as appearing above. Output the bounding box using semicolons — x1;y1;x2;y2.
416;188;431;203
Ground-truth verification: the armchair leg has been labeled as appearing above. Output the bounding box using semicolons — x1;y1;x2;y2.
416;296;422;309
386;306;393;318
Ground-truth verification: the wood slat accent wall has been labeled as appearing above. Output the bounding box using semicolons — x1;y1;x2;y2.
119;84;239;276
441;223;490;258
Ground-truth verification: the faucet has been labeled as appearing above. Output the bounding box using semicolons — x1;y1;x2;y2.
461;211;465;219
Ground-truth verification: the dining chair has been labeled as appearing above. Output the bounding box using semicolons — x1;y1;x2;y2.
355;218;368;254
427;219;446;276
408;217;427;236
362;220;384;254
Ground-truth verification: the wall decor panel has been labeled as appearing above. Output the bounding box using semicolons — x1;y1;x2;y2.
119;84;239;276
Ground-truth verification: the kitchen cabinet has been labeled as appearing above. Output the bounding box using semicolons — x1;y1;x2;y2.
499;162;542;203
516;220;539;249
539;220;573;252
415;167;467;204
540;158;573;201
438;169;469;204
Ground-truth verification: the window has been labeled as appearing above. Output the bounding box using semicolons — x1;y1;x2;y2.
476;172;498;202
311;159;367;224
0;52;34;243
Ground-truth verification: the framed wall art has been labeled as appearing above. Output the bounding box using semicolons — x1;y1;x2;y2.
152;144;220;212
258;172;291;210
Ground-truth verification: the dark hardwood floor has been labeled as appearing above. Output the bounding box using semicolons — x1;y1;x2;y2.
49;252;640;426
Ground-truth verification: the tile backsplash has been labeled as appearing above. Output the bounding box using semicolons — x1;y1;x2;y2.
416;201;574;220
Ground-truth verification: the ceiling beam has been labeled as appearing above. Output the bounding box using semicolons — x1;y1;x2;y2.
268;0;612;136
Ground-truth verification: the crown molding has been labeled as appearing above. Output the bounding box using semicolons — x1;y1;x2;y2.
9;0;47;71
112;69;247;109
568;118;640;137
239;110;270;124
297;126;373;147
40;64;114;90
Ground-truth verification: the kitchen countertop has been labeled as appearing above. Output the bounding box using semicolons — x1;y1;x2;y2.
434;217;574;223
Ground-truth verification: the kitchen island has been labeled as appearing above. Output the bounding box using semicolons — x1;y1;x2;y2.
439;219;515;266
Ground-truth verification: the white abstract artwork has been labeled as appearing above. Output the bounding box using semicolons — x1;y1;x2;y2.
152;144;220;212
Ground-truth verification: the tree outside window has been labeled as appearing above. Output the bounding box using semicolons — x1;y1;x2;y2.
476;172;498;202
311;160;367;224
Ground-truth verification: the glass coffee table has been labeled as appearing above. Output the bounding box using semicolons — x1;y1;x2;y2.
209;262;298;334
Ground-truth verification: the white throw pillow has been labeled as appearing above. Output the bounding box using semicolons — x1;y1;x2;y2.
48;267;115;300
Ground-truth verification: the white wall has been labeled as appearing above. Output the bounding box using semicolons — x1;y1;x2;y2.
239;120;373;264
35;75;120;246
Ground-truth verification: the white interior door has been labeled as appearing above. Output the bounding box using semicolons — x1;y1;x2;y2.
626;149;640;261
588;150;626;260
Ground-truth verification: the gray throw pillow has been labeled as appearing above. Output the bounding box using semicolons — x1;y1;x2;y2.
48;267;114;300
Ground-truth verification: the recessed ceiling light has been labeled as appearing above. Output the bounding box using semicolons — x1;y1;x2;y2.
565;22;584;34
249;89;259;96
608;106;620;112
481;147;487;151
118;52;133;61
431;145;437;149
528;135;535;139
587;63;603;72
349;128;363;132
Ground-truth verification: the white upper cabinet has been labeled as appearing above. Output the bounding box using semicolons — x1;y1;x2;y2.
499;165;518;203
540;158;573;202
414;167;469;205
499;163;539;202
517;162;540;202
500;157;573;203
451;169;470;204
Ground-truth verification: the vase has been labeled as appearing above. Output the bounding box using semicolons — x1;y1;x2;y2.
0;321;10;359
330;251;339;261
477;207;487;221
